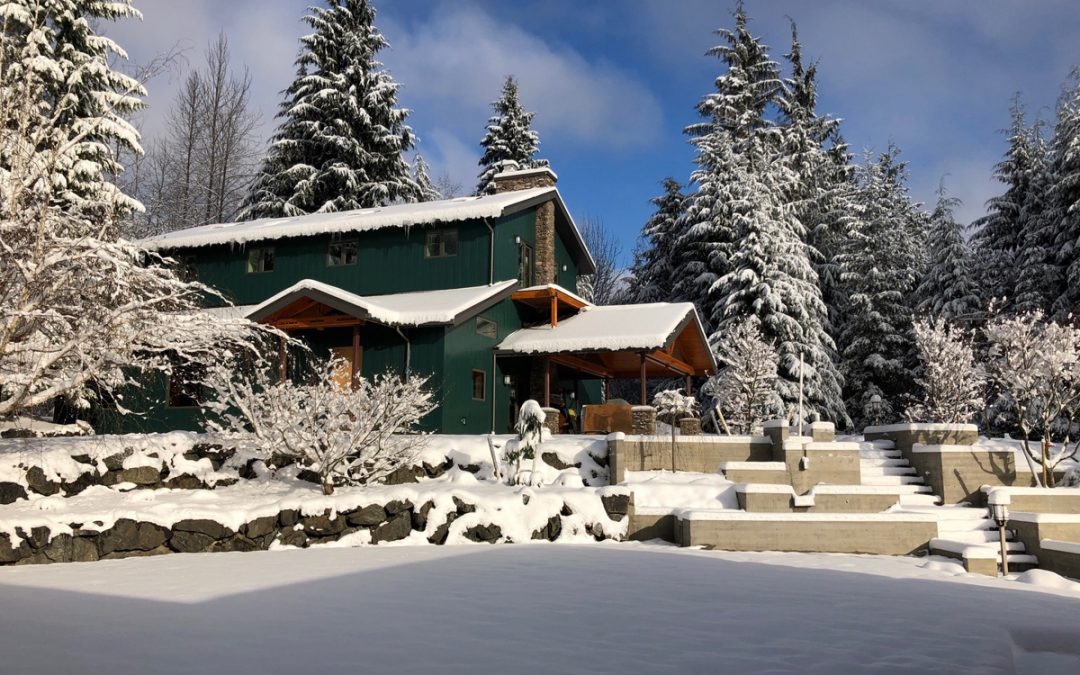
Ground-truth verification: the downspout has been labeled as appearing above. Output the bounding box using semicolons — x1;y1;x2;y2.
483;218;495;285
394;326;411;380
491;351;497;434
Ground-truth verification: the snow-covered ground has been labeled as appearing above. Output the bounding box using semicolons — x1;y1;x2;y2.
0;544;1078;674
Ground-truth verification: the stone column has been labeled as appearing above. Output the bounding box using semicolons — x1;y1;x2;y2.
679;418;702;436
631;406;657;435
542;407;560;436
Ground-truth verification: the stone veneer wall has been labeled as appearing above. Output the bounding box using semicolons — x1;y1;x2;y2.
607;434;773;484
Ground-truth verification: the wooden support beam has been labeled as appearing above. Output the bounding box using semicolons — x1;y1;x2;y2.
278;335;287;384
549;353;613;379
266;315;363;330
351;323;362;390
639;353;647;406
686;374;693;395
550;294;558;327
645;350;696;377
544;356;552;408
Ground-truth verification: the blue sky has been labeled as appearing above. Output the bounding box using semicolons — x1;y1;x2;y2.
106;1;1080;265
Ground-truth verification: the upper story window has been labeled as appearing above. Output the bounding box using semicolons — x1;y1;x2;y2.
424;229;458;258
472;369;486;401
475;316;497;339
518;242;534;287
246;246;275;274
327;239;358;267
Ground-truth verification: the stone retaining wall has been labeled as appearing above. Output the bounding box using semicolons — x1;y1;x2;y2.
608;436;773;484
0;492;632;566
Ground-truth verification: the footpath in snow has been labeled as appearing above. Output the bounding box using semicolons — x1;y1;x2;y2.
0;544;1078;674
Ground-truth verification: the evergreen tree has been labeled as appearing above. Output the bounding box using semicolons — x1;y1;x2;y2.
1050;70;1080;318
837;147;928;426
915;186;982;320
628;178;686;303
1014;120;1061;314
242;0;417;219
475;75;547;196
1;0;145;218
971;96;1040;307
412;153;440;202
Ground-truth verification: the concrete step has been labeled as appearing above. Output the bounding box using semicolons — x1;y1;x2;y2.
863;475;925;486
860;458;910;468
935;531;1026;548
861;465;918;477
859;449;903;460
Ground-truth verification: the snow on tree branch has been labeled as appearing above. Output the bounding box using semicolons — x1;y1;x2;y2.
704;319;781;434
905;317;985;424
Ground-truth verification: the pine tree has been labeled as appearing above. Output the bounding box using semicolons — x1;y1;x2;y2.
475;75;547;196
971;96;1040;307
412;153;440;202
242;0;417;219
915;186;982;320
1014;120;1061;314
837;147;928;426
627;178;686;304
1;0;145;218
1050;70;1080;318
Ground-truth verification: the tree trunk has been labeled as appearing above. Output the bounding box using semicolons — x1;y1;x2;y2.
322;480;334;495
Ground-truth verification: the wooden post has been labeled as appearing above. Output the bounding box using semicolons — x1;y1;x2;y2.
351;323;361;389
686;375;693;395
550;294;558;327
544;356;552;408
603;378;610;403
639;353;647;405
278;335;287;384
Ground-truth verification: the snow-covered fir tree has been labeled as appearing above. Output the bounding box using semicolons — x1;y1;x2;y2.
705;318;782;434
627;178;686;303
1013;119;1060;314
915;187;982;320
1049;70;1080;318
1;0;145;218
242;0;417;218
837;147;928;427
475;75;548;196
971;97;1042;308
672;3;781;314
412;153;440;202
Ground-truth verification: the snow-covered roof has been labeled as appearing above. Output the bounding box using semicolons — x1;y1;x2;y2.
139;188;557;250
497;302;711;359
247;279;519;327
516;284;591;307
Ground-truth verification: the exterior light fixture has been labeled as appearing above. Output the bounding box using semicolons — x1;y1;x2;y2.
514;235;521;245
503;375;512;386
460;417;467;426
562;264;567;272
987;490;1011;576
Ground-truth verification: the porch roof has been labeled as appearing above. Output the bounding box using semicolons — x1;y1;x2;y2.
496;302;716;377
245;279;518;329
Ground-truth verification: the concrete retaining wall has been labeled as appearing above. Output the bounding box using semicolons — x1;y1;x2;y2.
608;436;772;484
977;487;1080;512
1037;541;1080;580
1008;514;1080;560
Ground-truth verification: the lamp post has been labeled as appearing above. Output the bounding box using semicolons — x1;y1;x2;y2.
988;490;1011;576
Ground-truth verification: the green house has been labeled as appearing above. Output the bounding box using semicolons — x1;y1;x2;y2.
120;166;715;435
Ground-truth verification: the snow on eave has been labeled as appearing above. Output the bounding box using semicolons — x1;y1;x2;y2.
517;283;593;307
137;188;557;251
496;302;710;363
246;279;519;327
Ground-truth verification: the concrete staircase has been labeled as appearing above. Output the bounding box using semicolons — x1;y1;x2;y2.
894;504;1039;575
860;440;925;487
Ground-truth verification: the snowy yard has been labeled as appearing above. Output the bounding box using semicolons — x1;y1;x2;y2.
1;544;1078;674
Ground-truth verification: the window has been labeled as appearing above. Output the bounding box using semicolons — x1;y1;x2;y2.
246;246;275;273
424;229;458;258
327;239;358;267
475;316;497;339
471;369;486;401
167;363;205;408
518;242;534;286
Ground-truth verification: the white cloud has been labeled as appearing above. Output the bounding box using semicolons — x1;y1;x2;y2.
381;4;664;151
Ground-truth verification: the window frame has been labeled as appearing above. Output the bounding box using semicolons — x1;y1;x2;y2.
246;246;275;274
327;239;359;267
471;369;487;401
424;229;459;259
518;242;534;287
475;316;497;339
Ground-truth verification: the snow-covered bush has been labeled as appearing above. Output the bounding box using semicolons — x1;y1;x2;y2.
905;317;986;424
984;311;1080;487
0;5;267;420
204;357;435;494
654;390;698;467
705;320;782;434
505;400;545;486
1060;466;1080;488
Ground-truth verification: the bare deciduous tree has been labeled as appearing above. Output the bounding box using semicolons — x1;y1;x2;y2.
576;216;623;305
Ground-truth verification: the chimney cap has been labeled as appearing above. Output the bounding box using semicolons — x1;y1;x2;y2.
492;165;559;183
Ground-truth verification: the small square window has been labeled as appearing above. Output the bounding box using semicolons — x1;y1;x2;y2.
475;316;497;339
425;229;458;258
246;246;275;273
471;369;486;401
328;239;358;267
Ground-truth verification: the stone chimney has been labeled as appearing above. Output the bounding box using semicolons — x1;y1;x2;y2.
492;161;558;285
